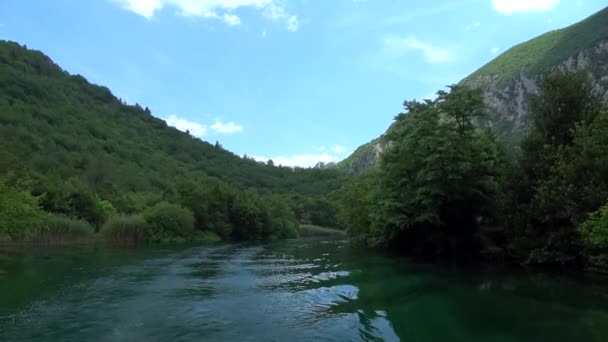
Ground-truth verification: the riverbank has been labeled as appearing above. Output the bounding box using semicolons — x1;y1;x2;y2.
299;224;347;237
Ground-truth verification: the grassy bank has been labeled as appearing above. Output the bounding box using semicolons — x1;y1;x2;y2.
299;224;347;237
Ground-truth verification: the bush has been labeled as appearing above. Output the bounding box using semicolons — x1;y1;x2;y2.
35;214;94;243
0;175;48;242
142;202;195;243
193;230;222;243
101;214;146;245
579;204;608;271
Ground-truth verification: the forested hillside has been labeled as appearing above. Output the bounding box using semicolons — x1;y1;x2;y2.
0;40;347;243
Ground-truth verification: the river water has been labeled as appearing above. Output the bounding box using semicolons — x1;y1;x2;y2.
1;238;608;341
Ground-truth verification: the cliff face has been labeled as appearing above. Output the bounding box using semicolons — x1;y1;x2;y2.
340;7;608;173
465;39;608;141
337;136;389;174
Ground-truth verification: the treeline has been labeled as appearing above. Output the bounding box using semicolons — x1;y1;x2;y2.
0;171;303;243
0;40;344;244
337;70;608;272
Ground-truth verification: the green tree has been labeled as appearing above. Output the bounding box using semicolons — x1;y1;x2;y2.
337;173;375;245
0;174;48;241
502;71;606;266
579;204;608;271
230;191;264;240
142;202;195;243
370;85;504;257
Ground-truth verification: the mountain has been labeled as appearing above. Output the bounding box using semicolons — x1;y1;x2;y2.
341;6;608;173
0;40;347;234
0;40;347;195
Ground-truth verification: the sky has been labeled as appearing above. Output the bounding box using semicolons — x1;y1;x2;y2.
0;0;606;167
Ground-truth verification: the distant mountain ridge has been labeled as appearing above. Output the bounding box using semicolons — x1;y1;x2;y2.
340;7;608;173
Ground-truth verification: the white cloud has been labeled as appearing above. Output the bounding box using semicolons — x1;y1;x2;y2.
211;121;243;134
112;0;162;18
111;0;297;30
384;36;451;64
263;3;299;31
253;144;349;167
165;116;243;136
286;15;299;31
253;153;339;168
331;145;346;154
223;14;241;26
491;47;500;54
492;0;560;15
166;115;207;137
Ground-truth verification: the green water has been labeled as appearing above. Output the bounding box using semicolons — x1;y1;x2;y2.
1;238;608;341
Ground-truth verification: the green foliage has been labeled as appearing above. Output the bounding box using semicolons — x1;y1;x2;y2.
0;38;347;199
299;224;346;237
530;70;603;146
579;204;608;271
337;69;608;271
100;214;146;245
36;214;94;243
291;195;339;228
0;174;48;241
193;230;222;243
0;40;347;243
229;190;267;240
265;195;299;239
502;71;607;266
580;204;608;248
369;85;504;256
142;202;195;243
336;173;375;245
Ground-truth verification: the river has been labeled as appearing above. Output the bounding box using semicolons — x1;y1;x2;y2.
1;238;608;341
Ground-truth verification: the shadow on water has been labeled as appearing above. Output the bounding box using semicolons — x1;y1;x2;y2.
2;238;608;341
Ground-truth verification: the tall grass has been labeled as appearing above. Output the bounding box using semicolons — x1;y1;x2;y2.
100;215;146;245
34;214;94;244
299;224;347;237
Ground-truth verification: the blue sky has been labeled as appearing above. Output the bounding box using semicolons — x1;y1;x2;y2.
0;0;606;166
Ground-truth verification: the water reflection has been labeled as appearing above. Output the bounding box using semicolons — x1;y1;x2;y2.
2;239;608;341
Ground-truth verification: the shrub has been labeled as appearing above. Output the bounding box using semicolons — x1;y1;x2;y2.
101;214;146;245
193;230;222;243
35;214;94;243
579;204;608;271
142;202;195;243
0;175;48;242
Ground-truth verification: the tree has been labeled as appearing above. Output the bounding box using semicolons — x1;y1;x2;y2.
370;85;504;257
142;202;195;243
0;173;48;241
337;173;375;245
530;70;603;146
579;203;608;271
502;70;606;266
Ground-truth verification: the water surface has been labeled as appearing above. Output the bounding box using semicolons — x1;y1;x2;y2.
1;238;608;341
